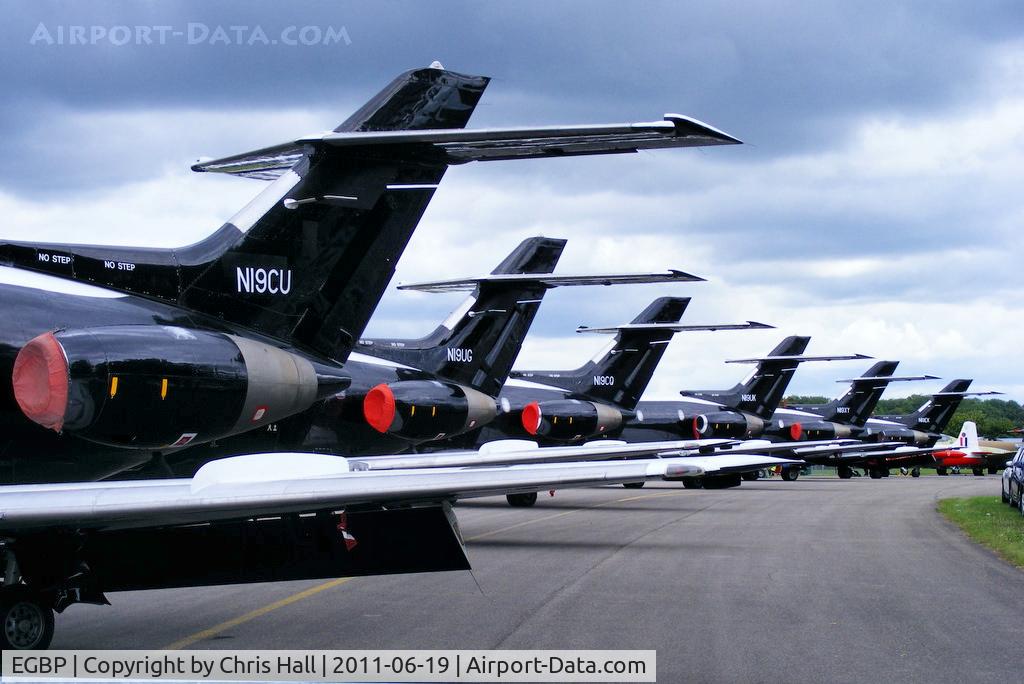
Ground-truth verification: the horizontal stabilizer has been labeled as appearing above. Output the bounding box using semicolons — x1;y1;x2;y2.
192;114;741;179
577;321;773;334
398;269;704;293
931;390;1003;397
833;374;940;383
725;353;872;364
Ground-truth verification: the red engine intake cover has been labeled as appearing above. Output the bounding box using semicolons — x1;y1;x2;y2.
521;401;542;436
12;332;69;432
363;383;397;433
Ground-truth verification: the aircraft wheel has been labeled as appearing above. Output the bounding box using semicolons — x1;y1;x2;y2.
868;468;882;479
988;467;998;475
1;588;54;650
837;466;853;479
911;468;921;478
741;472;759;481
703;473;742;489
972;468;984;477
622;482;645;489
936;467;948;476
780;467;799;482
506;492;538;508
880;468;890;477
681;477;703;489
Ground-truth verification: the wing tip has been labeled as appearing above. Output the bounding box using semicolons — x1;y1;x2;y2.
664;113;743;145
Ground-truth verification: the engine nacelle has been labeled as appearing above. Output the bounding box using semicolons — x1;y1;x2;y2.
692;411;765;439
872;428;930;446
773;420;852;441
520;400;623;442
363;380;497;441
12;326;346;449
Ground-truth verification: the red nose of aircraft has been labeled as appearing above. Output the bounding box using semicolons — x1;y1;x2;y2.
12;332;69;432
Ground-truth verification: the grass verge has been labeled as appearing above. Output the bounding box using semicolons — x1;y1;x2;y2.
938;496;1024;568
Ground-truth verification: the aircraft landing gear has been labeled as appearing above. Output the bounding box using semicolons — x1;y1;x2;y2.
681;477;703;489
988;467;998;475
972;468;984;477
837;465;853;479
741;472;759;482
506;492;538;507
936;467;948;476
911;467;921;478
703;473;742;489
0;587;55;650
780;466;800;482
868;467;890;479
622;482;645;489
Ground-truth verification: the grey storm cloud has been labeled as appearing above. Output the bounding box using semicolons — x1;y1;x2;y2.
0;0;1021;399
1;1;1022;172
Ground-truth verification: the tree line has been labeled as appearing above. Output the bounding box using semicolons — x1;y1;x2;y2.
782;395;1024;439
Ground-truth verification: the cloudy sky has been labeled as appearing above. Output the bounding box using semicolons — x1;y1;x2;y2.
2;1;1022;401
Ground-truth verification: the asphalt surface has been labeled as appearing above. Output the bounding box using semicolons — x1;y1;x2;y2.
53;475;1024;683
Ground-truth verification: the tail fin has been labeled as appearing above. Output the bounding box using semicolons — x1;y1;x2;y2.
900;379;973;432
958;421;979;450
356;237;566;396
511;297;689;409
816;361;900;424
179;67;490;361
0;65;490;363
682;336;810;418
0;64;739;364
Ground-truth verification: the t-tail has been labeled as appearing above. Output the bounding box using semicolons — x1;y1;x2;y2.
894;379;1002;433
816;362;940;425
361;248;705;397
683;336;807;418
0;65;491;363
682;337;872;419
0;62;740;364
356;237;567;396
511;299;770;410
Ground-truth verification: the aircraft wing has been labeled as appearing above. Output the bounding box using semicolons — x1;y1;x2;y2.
0;447;796;534
192;115;740;179
353;438;845;470
823;446;948;462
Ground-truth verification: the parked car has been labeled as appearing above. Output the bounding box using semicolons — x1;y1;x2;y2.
1003;446;1024;510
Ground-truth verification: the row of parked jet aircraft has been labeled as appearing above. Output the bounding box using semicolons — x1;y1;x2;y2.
0;63;998;649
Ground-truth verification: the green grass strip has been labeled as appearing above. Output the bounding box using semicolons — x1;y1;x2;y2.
938;496;1024;568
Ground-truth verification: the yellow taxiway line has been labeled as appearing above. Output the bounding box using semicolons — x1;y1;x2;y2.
164;489;685;649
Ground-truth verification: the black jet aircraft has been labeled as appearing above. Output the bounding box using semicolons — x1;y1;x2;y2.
763;361;939;478
782;380;1002;479
0;65;738;484
456;331;864;490
0;63;754;648
863;380;1003;476
160;236;700;477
